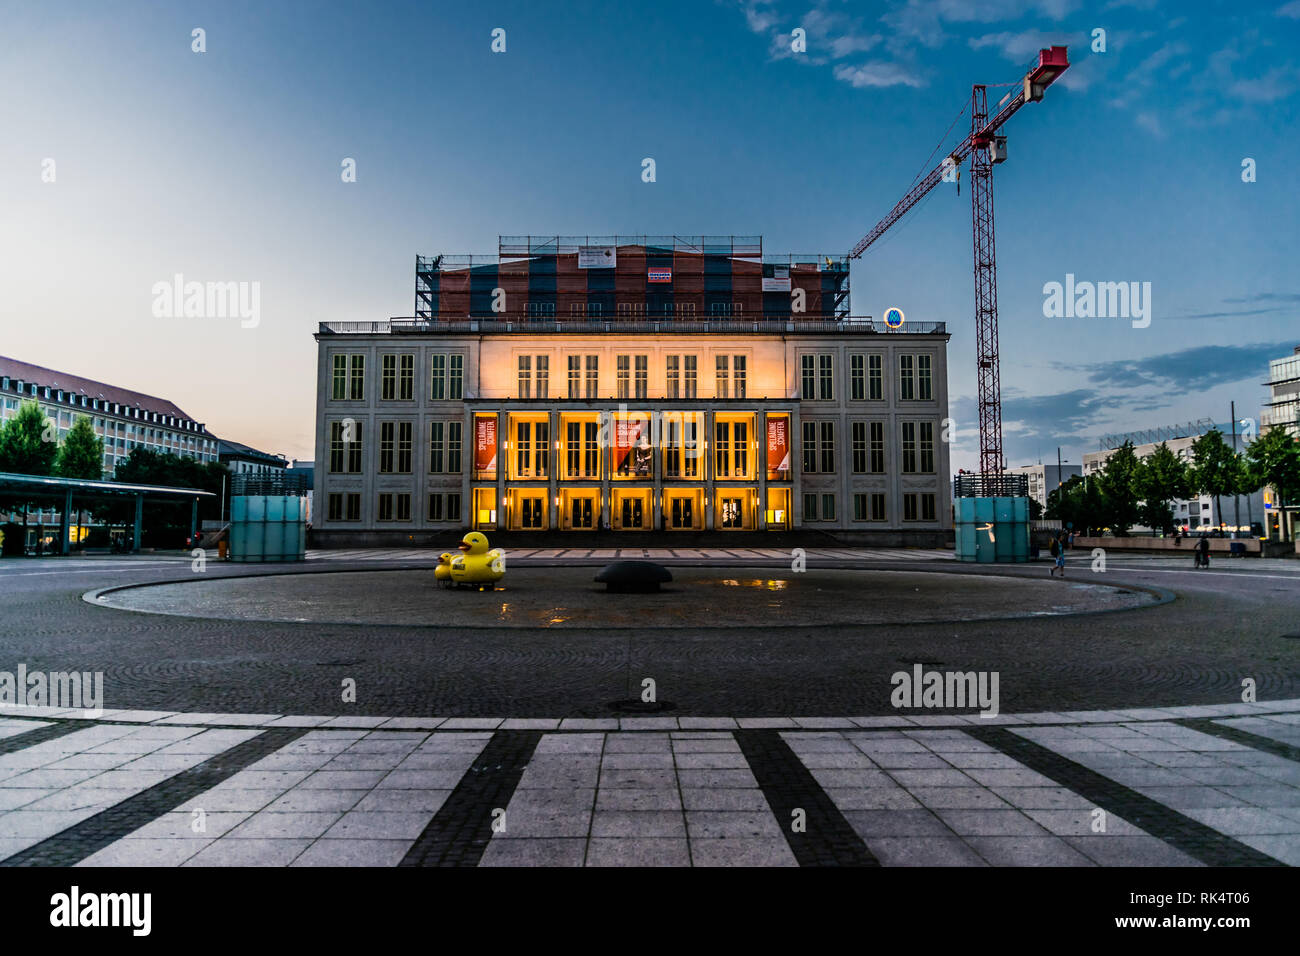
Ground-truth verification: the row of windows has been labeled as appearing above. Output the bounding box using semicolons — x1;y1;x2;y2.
330;353;466;402
329;351;935;403
803;492;937;522
518;302;755;317
329;418;936;477
328;492;462;523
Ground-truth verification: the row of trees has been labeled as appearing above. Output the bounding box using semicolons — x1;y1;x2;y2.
0;399;228;550
1046;428;1300;537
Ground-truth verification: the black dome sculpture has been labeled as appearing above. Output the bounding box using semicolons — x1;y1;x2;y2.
594;561;673;593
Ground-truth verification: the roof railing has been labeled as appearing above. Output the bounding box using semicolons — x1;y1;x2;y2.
319;317;947;336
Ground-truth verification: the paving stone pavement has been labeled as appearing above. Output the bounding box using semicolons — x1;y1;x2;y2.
1;701;1299;867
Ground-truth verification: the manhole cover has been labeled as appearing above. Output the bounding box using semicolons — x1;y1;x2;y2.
317;658;365;666
607;699;677;714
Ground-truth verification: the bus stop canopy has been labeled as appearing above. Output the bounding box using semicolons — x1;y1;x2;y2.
0;471;215;554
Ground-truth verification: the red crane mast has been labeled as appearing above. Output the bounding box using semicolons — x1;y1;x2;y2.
850;46;1070;480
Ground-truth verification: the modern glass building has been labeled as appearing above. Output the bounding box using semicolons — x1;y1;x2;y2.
312;236;953;545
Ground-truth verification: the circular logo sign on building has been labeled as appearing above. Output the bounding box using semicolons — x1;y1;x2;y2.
884;307;905;329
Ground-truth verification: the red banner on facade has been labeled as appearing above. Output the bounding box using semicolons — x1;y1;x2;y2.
614;416;652;476
474;415;497;474
767;416;789;477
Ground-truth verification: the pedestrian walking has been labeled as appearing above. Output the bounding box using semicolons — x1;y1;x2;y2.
1195;535;1209;569
1049;534;1066;577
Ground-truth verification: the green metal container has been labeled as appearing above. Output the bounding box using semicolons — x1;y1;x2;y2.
954;496;1030;563
228;495;306;562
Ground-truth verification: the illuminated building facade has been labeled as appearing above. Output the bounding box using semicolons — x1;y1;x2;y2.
312;237;952;544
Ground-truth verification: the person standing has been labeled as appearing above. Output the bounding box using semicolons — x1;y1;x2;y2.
1196;535;1209;569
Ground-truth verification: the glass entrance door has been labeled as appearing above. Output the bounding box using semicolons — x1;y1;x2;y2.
720;497;743;529
570;496;595;529
521;496;544;529
671;496;693;529
621;497;643;528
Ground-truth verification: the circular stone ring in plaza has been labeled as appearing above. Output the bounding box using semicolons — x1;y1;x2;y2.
90;567;1160;629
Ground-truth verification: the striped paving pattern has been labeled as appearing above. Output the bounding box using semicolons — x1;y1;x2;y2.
0;706;1298;866
308;547;953;564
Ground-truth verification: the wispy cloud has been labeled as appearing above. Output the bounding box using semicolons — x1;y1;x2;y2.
834;61;925;88
1079;342;1291;390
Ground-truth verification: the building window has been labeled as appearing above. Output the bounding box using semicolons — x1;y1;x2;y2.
684;356;697;398
345;493;361;520
635;355;647;399
920;421;934;473
518;355;532;399
331;355;348;401
803;493;818;521
871;493;886;521
850;354;883;401
429;421;463;474
733;356;746;398
568;355;581;399
514;420;549;478
447;493;461;522
819;354;833;400
822;494;836;521
921;493;936;521
663;415;700;478
378;493;394;521
585;355;598;399
379;422;395;473
899;354;932;402
851;421;867;473
901;421;917;473
715;355;729;399
565;421;600;478
868;354;883;400
536;355;549;398
397;422;412;473
666;356;680;398
850;354;865;401
801;355;815;400
328;493;344;521
617;355;630;399
398;354;414;400
381;355;397;400
329;420;363;473
344;355;363;401
428;493;443;521
853;493;867;521
903;493;918;521
713;420;749;478
429;353;463;401
821;422;835;473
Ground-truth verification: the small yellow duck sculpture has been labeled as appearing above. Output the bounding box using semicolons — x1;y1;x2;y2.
435;531;505;590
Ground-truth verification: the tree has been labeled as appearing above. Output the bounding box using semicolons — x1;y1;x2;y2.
1096;441;1142;536
54;415;104;549
1134;442;1188;536
1247;426;1300;540
1029;497;1043;521
0;400;57;476
1188;429;1236;531
54;415;103;480
103;448;229;548
0;400;58;551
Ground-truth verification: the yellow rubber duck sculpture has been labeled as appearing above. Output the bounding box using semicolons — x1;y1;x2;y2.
435;531;505;590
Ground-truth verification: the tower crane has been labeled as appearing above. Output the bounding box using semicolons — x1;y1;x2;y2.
850;46;1070;481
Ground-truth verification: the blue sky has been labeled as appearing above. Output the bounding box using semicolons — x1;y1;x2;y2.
1;0;1296;466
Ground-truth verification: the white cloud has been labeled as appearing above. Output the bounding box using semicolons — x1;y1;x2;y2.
1277;1;1300;18
833;61;926;88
